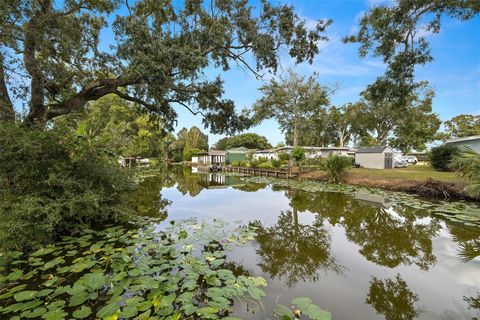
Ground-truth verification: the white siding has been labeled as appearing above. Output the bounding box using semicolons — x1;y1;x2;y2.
355;153;385;169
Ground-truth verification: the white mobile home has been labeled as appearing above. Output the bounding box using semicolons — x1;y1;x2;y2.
445;135;480;152
355;147;394;169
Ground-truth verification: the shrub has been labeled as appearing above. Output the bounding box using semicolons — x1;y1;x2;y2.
182;148;204;161
429;144;459;171
278;152;291;161
291;147;305;163
450;147;480;198
321;155;352;183
271;159;282;168
257;161;274;169
231;160;247;167
0;123;133;252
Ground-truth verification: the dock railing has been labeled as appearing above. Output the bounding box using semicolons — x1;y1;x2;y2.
222;166;299;179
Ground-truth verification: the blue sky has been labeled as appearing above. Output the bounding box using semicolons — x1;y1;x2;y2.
171;0;480;146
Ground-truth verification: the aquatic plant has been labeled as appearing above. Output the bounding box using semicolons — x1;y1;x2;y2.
0;218;331;319
242;177;480;227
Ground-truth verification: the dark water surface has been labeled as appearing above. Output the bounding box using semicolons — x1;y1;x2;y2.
137;166;480;320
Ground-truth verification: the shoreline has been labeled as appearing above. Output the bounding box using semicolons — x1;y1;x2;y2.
298;170;473;201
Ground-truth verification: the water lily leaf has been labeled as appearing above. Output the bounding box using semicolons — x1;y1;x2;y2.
97;302;120;318
35;289;54;298
304;304;332;320
41;308;68;320
291;297;313;310
14;290;37;302
119;306;138;318
43;257;65;270
247;286;265;300
196;306;219;317
69;292;89;307
31;248;56;257
7;269;23;281
82;272;106;290
274;304;294;318
72;306;92;319
21;307;47;318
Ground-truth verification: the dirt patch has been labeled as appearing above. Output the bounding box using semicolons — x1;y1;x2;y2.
299;171;470;200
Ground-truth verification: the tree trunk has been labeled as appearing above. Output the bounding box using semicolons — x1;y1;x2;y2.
0;54;15;121
293;119;298;147
339;130;345;148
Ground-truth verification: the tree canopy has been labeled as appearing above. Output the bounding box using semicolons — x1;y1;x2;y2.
444;114;480;138
213;133;272;150
1;0;331;133
252;70;331;147
55;94;168;158
168;126;208;161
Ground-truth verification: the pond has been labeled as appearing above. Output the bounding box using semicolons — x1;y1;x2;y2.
139;165;480;320
1;165;479;320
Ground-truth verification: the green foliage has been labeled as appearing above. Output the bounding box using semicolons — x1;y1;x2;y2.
278;152;291;161
213;133;272;150
345;0;478;99
450;147;480;198
57;94;167;158
2;1;330;132
444;114;480;138
231;161;248;167
0;220;271;319
169;127;208;162
291;147;306;163
257;162;275;169
429;144;459;171
253;70;330;147
244;176;480;227
320;155;352;183
354;79;439;149
182;148;204;161
271;159;282;168
275;297;331;320
0;123;133;252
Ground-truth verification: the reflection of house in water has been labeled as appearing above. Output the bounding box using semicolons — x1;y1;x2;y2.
354;192;393;209
196;173;245;189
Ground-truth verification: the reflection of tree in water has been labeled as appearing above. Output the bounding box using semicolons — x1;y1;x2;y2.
342;203;439;270
169;165;204;197
449;224;480;262
281;189;440;270
366;274;421;320
251;207;341;287
464;292;480;311
232;182;267;193
128;167;172;218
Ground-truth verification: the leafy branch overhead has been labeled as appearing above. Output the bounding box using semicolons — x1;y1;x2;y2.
0;0;332;133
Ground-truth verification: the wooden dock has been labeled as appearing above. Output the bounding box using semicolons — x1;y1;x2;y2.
223;166;299;178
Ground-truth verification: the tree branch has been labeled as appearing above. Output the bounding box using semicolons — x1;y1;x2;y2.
0;53;15;121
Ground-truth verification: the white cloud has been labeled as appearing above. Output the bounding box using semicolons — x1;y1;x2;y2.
366;0;395;8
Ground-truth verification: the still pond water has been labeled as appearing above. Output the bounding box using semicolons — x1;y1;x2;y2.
135;165;480;320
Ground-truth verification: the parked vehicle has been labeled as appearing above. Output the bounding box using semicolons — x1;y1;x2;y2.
406;156;418;164
394;156;408;168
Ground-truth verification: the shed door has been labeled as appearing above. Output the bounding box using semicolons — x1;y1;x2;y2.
384;153;393;169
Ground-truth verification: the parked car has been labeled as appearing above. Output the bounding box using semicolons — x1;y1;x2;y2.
394;156;408;168
406;156;418;164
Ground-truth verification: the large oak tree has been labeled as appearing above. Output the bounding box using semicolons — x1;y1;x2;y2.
0;0;331;133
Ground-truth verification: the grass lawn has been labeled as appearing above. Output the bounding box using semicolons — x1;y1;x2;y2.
348;164;463;183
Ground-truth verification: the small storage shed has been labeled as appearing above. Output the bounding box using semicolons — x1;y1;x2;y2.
355;147;394;169
225;148;248;164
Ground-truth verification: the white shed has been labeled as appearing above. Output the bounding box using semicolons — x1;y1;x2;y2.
355;147;394;169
